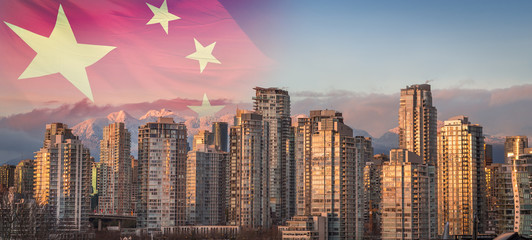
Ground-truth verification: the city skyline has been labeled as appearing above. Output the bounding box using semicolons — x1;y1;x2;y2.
1;1;532;239
1;85;531;239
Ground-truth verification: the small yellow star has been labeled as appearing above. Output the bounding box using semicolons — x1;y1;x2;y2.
188;94;224;118
186;38;221;73
146;0;180;34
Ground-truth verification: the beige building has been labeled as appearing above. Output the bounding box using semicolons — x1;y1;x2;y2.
363;154;389;238
186;134;228;226
253;87;294;224
34;123;92;232
309;110;356;240
228;110;270;228
437;116;485;236
0;164;16;189
137;117;188;233
98;122;132;216
398;84;438;239
381;149;429;240
14;159;34;198
280;215;327;240
504;136;528;164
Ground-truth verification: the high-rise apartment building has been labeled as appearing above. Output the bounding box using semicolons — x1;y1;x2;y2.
130;156;138;214
98;122;132;215
294;117;312;217
192;130;214;151
398;84;438;239
437;116;485;236
485;163;514;235
363;154;389;238
212;122;229;152
253;87;294;223
14;159;34;198
309;110;356;239
33;123;92;232
354;136;373;239
504;136;528;164
228;110;270;228
137;117;188;233
511;152;532;238
382;149;429;240
399;84;438;165
0;164;16;188
186;140;228;225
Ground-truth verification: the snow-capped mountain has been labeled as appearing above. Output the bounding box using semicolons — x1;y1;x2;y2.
72;109;234;161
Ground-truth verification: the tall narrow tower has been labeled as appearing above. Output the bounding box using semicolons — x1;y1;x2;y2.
98;122;132;215
33;123;92;232
437;116;485;236
398;84;438;238
137;117;188;233
309;110;357;239
253;87;294;223
228;110;270;228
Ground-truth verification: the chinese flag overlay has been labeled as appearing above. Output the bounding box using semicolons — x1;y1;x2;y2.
0;0;271;105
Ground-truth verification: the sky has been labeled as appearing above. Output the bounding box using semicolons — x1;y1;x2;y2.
1;0;532;164
223;0;532;93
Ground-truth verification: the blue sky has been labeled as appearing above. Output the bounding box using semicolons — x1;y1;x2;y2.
223;0;532;94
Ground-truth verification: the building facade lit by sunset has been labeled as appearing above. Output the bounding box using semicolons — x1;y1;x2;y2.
253;87;294;224
437;116;485;236
504;136;532;238
485;163;514;235
504;136;528;164
398;84;438;239
186;132;228;226
14;159;34;198
98;122;132;216
228;110;270;228
308;110;356;239
0;164;15;189
212;122;229;152
33;123;92;232
137;117;188;233
381;149;429;240
363;154;389;238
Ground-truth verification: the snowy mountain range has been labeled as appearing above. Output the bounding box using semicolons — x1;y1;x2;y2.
71;109;506;163
72;109;234;161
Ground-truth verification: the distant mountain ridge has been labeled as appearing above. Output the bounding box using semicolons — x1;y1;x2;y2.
72;109;234;161
68;110;506;163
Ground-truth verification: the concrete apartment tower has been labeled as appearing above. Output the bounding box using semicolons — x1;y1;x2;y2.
33;123;92;232
228;110;270;228
504;136;532;238
308;110;357;239
363;154;389;238
398;84;438;238
0;164;16;189
504;136;528;164
137;117;188;233
437;116;485;236
14;159;34;198
381;149;429;240
253;87;294;223
98;122;132;215
186;130;228;225
212;122;229;152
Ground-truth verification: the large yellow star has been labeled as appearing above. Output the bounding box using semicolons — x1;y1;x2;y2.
186;38;221;73
146;0;180;34
4;5;115;102
188;94;224;118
